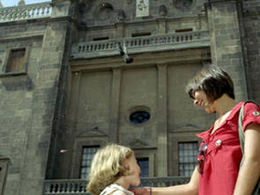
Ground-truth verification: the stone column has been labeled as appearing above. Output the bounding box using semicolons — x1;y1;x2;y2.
157;18;166;34
109;68;122;143
116;23;125;38
207;1;248;101
156;63;168;176
19;14;72;195
66;71;82;179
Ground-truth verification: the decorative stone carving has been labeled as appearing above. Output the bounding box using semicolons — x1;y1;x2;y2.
117;10;126;22
159;5;167;17
95;3;114;21
18;0;26;6
136;0;149;17
70;2;80;21
77;126;107;137
173;0;194;10
128;139;149;148
78;0;93;12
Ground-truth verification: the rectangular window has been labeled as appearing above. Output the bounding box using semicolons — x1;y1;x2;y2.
93;37;109;41
6;48;26;73
80;146;99;179
132;32;151;37
175;28;193;33
137;158;149;177
178;142;198;176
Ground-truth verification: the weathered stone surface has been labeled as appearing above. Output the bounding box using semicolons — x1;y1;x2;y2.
0;0;260;194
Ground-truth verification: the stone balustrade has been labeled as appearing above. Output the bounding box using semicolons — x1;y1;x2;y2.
70;31;210;59
44;179;87;195
0;2;52;22
44;176;190;195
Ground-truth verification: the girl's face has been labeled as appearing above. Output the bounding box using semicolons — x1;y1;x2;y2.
193;90;215;113
124;154;141;187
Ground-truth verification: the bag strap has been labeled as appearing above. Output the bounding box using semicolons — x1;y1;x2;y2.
238;101;260;195
238;103;245;165
238;100;259;164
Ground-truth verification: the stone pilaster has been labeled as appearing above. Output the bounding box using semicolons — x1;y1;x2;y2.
156;63;168;176
116;23;125;38
109;68;122;143
19;19;71;195
157;18;166;34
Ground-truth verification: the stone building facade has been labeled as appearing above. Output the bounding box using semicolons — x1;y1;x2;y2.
0;0;259;194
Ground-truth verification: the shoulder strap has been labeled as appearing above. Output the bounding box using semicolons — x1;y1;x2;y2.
238;103;245;165
238;100;259;163
238;101;260;195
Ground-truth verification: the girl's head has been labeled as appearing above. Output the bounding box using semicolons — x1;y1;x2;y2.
87;144;140;195
186;65;235;104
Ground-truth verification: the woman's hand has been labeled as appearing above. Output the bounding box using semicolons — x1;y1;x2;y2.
130;187;150;195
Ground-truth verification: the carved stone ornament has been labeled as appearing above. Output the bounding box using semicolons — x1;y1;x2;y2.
78;0;93;12
159;5;167;16
117;10;126;22
18;0;26;6
136;0;149;17
95;3;114;21
173;0;194;10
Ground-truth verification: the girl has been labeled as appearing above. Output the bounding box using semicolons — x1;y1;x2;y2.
87;144;141;195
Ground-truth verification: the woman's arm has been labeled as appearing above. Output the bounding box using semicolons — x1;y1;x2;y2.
131;167;199;195
234;123;260;195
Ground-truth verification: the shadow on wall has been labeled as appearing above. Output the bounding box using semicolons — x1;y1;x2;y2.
1;75;34;91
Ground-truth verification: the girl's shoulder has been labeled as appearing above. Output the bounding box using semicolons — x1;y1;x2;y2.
112;190;128;195
241;101;260;130
243;101;260;117
100;184;134;195
243;101;260;110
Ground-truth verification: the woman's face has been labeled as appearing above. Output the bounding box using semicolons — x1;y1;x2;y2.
193;90;215;113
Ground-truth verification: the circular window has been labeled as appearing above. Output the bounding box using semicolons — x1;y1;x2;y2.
129;111;150;124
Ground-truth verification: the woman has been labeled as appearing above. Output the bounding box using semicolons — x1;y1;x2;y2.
87;144;141;195
132;66;260;195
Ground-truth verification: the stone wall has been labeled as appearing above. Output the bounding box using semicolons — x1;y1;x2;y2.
0;0;260;194
207;1;248;101
0;1;72;194
243;0;260;102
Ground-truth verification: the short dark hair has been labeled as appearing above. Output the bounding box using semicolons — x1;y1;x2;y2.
185;65;235;103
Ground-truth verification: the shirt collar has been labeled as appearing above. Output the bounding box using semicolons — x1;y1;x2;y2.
196;101;244;140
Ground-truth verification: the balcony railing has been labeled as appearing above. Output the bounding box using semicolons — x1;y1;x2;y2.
44;176;190;195
0;2;52;23
70;31;210;59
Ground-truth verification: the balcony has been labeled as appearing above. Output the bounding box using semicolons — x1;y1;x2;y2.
44;176;190;195
70;31;210;60
0;2;52;23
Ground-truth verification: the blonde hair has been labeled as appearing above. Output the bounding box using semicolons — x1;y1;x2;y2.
87;144;133;195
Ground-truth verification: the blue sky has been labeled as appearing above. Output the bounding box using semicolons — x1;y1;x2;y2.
1;0;51;7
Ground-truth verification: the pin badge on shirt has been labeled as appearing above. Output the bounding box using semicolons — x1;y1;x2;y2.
252;111;260;116
215;139;222;147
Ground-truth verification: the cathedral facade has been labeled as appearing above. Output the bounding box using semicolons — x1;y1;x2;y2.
0;0;259;194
